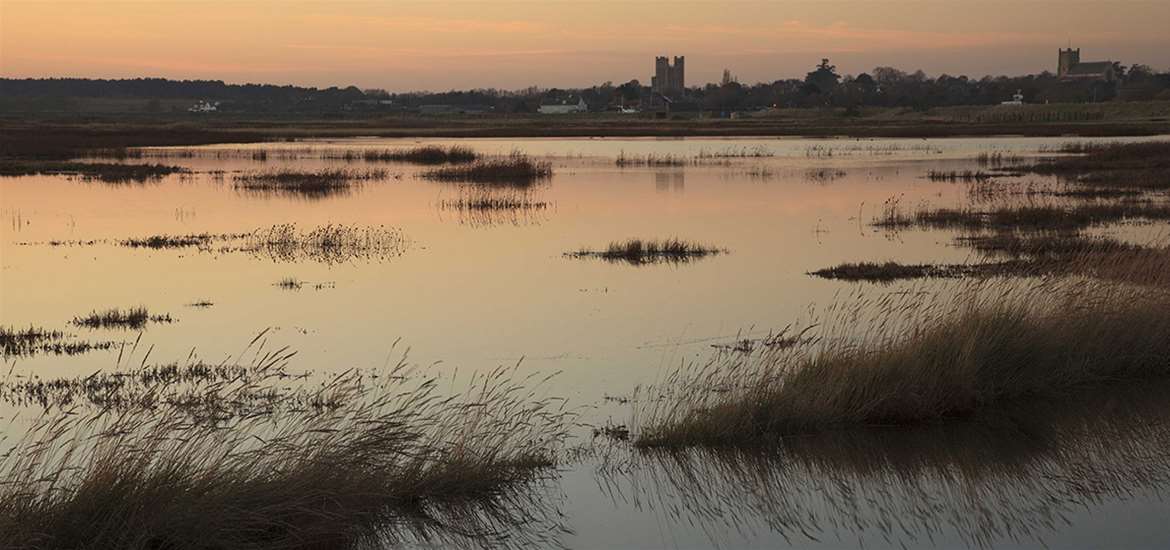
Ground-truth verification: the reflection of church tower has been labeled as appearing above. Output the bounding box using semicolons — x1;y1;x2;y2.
1058;48;1080;77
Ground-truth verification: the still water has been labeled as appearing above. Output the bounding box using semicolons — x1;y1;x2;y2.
2;136;1168;548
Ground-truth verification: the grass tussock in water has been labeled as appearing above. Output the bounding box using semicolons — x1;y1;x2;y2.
352;145;479;164
121;233;229;249
875;200;1170;231
423;152;552;185
1027;140;1170;190
925;170;996;182
234;168;387;199
0;160;186;183
569;238;727;265
72;307;173;330
634;278;1170;448
245;223;407;264
809;260;1032;283
0;326;115;357
0;349;572;549
615;151;688;167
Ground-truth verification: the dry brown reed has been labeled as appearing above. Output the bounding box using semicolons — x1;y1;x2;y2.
0;344;573;549
423;152;551;184
568;239;726;265
71;307;173;330
634;276;1170;448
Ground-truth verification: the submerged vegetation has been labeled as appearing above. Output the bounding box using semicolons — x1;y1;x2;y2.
346;145;479;164
0;348;572;549
244;223;408;264
635;278;1170;448
71;307;174;330
0;160;186;183
568;239;727;265
424;152;552;184
234;168;388;199
0;326;115;357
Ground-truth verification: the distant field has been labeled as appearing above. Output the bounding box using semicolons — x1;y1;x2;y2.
2;101;1169;157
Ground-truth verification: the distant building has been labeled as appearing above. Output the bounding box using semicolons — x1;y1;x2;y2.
538;96;587;114
651;56;685;96
1001;89;1025;106
188;100;219;113
1057;48;1118;81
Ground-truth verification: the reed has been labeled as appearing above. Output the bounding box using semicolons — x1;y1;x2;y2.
352;145;479;164
71;307;173;330
423;152;552;185
0;348;572;549
0;160;186;183
635;277;1170;448
234;169;387;199
568;238;726;265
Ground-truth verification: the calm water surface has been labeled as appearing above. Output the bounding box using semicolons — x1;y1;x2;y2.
2;136;1168;549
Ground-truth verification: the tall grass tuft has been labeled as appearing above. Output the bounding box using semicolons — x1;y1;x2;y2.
354;145;479;164
635;277;1170;448
569;238;726;265
71;307;173;330
423;152;552;185
0;350;573;548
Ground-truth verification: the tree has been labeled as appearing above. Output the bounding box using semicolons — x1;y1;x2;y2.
804;58;841;95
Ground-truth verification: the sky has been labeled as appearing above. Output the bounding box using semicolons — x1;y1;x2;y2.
2;1;1168;91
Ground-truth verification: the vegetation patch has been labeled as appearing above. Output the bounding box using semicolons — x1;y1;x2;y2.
809;260;1031;282
1026;141;1170;190
0;160;186;183
615;151;687;167
423;152;552;184
234;168;387;199
0;355;571;549
120;233;232;249
0;326;115;357
345;145;479;164
875;201;1170;231
568;238;727;265
244;223;407;264
72;307;174;330
634;279;1170;448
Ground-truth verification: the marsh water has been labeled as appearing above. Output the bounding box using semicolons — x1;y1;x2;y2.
3;136;1170;548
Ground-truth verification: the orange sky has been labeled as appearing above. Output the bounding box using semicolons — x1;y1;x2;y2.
2;1;1168;91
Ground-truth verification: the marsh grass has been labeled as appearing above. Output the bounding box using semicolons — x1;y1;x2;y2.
875;201;1170;231
121;233;232;249
0;326;115;357
809;260;1032;283
615;151;687;167
438;187;549;227
634;277;1170;448
343;145;479;164
605;381;1170;549
72;307;173;330
244;223;407;264
926;170;996;182
1026;141;1170;190
423;152;551;185
568;239;727;265
0;346;573;549
0;160;186;183
235;169;388;199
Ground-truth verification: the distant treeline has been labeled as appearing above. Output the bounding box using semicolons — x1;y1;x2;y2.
3;60;1169;114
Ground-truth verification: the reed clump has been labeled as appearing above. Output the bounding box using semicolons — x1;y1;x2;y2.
0;160;186;183
569;239;727;265
0;352;572;549
635;278;1170;448
355;145;479;164
615;151;687;167
1026;141;1170;190
809;260;1030;283
423;152;551;184
0;326;115;357
875;202;1170;231
121;233;229;249
234;169;387;198
71;307;173;330
244;223;408;264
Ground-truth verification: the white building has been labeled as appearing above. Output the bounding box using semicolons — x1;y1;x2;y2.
188;100;220;113
539;97;587;114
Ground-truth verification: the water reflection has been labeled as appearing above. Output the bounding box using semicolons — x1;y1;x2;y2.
597;382;1170;548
